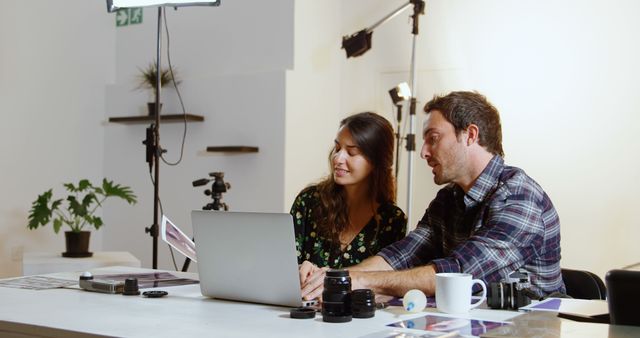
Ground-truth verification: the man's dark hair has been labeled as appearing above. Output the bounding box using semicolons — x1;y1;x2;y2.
424;91;504;157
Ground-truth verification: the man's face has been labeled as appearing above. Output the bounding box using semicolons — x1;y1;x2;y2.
420;110;468;185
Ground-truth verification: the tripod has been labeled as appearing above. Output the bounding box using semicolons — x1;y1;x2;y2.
198;172;230;212
181;172;230;272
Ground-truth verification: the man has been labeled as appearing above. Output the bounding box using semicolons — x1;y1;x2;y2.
301;91;565;300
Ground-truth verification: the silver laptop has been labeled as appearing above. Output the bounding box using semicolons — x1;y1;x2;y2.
192;210;313;308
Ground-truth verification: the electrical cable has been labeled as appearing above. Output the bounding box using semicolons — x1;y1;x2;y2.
159;9;188;166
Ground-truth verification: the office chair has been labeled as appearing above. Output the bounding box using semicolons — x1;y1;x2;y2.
561;268;607;300
606;269;640;326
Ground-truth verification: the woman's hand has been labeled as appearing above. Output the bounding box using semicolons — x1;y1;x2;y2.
301;265;329;301
298;260;320;286
299;261;330;301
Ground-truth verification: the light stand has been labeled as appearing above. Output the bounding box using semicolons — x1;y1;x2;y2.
342;0;425;230
389;82;411;182
393;103;402;180
149;7;163;270
107;0;220;269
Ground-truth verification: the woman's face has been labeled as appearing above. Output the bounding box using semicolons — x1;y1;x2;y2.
332;126;373;188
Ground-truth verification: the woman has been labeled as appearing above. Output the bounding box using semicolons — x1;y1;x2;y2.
290;112;407;269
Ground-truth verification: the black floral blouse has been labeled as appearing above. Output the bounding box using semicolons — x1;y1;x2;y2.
290;186;407;268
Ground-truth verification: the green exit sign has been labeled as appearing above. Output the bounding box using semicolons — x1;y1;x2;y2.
116;8;143;27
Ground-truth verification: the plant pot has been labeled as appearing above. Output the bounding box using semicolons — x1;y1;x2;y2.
62;231;93;258
147;102;163;116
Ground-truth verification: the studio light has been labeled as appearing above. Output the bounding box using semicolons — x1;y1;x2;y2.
342;29;372;58
389;82;411;181
107;0;220;12
342;0;425;228
389;82;411;105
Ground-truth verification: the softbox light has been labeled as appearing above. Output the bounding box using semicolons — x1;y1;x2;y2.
107;0;220;12
342;29;373;58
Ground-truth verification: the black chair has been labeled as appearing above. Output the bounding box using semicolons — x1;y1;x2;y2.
561;268;607;300
606;269;640;326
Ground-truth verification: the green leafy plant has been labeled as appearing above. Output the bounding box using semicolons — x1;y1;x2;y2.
136;61;180;96
28;179;137;234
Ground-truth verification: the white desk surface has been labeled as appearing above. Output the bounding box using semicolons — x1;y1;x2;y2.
22;252;141;276
1;266;639;338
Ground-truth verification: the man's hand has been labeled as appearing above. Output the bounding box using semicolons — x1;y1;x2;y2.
300;256;395;300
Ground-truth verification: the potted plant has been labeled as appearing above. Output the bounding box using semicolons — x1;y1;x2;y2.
27;178;137;257
136;61;180;116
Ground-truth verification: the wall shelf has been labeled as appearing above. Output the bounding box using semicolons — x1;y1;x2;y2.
206;146;259;153
108;114;204;124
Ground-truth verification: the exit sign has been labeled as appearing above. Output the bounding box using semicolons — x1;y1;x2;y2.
116;8;143;27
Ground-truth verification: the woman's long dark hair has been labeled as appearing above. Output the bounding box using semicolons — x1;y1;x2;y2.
312;112;396;243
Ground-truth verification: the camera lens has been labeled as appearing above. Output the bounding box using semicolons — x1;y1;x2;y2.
487;282;512;309
322;269;352;323
351;289;375;318
487;282;531;310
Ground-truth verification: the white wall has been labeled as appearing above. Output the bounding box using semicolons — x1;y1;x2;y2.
338;0;640;279
284;1;343;207
103;1;293;271
0;1;113;277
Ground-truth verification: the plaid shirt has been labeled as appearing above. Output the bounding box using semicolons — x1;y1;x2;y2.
379;156;565;297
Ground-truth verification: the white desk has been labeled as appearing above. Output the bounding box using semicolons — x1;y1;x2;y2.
21;252;140;276
1;266;639;338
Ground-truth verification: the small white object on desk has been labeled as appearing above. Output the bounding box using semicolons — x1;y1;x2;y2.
403;289;427;313
21;251;141;276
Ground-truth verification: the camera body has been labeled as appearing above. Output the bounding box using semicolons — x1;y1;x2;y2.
487;270;533;310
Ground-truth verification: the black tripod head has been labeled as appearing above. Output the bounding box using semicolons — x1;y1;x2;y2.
192;172;230;211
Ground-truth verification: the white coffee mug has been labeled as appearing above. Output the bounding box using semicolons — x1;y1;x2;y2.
435;273;487;314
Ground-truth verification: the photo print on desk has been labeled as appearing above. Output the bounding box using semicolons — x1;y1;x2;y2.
388;313;511;337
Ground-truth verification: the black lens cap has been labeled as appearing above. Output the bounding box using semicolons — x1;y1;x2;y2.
123;278;141;296
290;307;316;319
142;291;168;298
